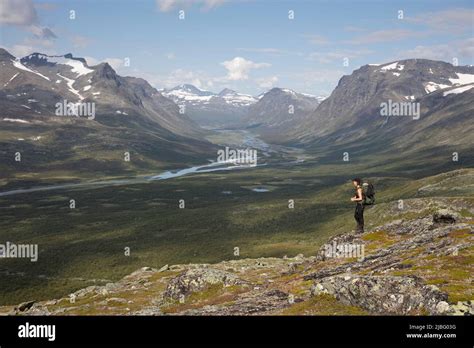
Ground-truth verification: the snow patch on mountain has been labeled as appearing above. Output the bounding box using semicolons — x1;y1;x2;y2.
47;56;93;76
11;59;50;81
62;59;94;76
424;73;474;94
57;73;84;100
424;81;451;93
3;118;30;123
449;73;474;86
162;85;257;107
281;88;297;95
380;62;404;72
221;93;256;106
23;53;94;76
443;84;474;96
3;72;19;87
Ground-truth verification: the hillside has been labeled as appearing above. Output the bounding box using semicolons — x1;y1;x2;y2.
3;169;472;316
242;88;322;143
297;59;474;140
291;59;474;168
0;49;216;186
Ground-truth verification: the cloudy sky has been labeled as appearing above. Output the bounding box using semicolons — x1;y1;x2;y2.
1;0;473;95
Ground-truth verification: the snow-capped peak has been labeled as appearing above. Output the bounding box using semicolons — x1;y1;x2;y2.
21;53;94;76
218;88;238;96
171;84;213;96
161;84;257;107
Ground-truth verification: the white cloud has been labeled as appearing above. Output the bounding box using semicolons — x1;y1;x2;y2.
141;68;216;90
156;0;176;11
406;9;474;33
4;35;57;57
237;47;283;54
22;36;55;48
201;0;226;10
236;47;303;57
71;35;90;49
166;69;203;87
104;58;125;70
0;0;37;25
287;69;345;96
29;25;56;39
221;56;270;81
156;0;226;12
0;0;57;39
308;49;373;64
84;56;124;70
5;44;36;57
344;25;366;32
397;38;474;63
256;76;278;88
304;34;329;45
347;29;426;45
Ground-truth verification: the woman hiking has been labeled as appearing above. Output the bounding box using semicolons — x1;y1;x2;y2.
351;177;365;234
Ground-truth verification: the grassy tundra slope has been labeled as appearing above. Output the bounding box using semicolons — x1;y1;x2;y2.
0;168;472;314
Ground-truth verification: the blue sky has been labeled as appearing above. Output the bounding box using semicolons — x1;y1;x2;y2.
1;0;473;95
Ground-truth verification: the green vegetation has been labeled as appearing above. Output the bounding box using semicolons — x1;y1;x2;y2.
0;151;472;306
281;294;368;315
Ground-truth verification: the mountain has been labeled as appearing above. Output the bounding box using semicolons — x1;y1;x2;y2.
0;49;216;182
161;84;257;127
292;59;474;167
242;88;322;143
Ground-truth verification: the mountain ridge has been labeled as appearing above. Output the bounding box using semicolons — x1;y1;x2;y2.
0;48;217;181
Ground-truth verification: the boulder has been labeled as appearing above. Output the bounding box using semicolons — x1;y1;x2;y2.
311;275;449;315
451;301;474;316
164;267;242;300
15;300;35;312
433;209;458;224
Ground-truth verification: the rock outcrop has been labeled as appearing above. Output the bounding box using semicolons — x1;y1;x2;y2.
164;267;243;300
311;275;449;315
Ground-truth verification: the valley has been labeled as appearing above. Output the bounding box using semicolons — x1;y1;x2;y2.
0;123;470;306
0;49;472;314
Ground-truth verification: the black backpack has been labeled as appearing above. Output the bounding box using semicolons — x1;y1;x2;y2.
362;182;375;205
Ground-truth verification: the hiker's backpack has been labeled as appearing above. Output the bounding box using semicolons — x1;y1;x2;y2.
362;182;375;205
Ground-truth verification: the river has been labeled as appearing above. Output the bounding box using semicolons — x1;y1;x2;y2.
0;130;283;197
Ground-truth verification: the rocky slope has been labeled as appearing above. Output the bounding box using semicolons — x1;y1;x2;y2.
4;195;472;316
